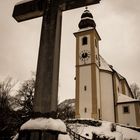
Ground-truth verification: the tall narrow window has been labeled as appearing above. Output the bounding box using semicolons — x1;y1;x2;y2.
82;37;87;45
118;87;120;92
84;86;87;91
98;109;101;120
84;108;87;113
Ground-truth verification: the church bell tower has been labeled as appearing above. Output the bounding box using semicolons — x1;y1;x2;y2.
74;8;101;119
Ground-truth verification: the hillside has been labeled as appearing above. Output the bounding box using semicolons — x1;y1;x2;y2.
57;99;75;120
58;99;75;110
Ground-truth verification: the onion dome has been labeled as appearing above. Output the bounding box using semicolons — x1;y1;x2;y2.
78;9;96;29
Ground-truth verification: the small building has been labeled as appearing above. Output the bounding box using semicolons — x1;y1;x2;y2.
74;9;140;127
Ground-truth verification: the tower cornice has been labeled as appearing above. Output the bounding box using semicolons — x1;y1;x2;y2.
74;28;101;41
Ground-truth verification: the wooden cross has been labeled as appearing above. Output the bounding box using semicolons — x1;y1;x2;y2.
13;0;101;114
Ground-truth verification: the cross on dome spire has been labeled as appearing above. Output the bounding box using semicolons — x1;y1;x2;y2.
85;6;88;10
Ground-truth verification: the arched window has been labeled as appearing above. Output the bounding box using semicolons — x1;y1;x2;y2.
82;37;88;45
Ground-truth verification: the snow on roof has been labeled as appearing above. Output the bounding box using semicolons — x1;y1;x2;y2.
117;93;139;104
117;73;124;80
78;27;94;32
20;118;67;133
16;0;34;5
99;56;112;72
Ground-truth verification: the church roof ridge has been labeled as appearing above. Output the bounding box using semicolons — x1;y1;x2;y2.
99;55;126;80
99;56;134;97
99;55;112;72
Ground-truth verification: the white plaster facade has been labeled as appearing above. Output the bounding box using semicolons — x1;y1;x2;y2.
117;103;137;126
79;66;92;118
100;71;115;122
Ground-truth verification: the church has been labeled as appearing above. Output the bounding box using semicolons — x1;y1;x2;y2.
74;9;140;127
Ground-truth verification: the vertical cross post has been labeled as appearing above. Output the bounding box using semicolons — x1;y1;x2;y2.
33;0;62;113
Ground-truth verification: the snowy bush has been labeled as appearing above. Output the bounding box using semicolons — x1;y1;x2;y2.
66;119;102;127
92;133;115;140
110;123;116;132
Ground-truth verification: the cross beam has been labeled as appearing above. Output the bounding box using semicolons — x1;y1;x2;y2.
13;0;101;22
60;0;101;11
13;0;44;22
13;0;101;114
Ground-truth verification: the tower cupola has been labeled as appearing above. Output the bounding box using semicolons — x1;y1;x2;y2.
78;8;96;29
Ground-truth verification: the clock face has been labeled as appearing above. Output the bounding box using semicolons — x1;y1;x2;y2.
79;50;90;62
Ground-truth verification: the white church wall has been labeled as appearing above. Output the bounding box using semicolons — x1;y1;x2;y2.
117;103;137;126
79;66;92;118
100;71;115;122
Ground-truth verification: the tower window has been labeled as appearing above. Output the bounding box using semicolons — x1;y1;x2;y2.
98;109;101;119
84;86;87;91
123;106;129;113
96;55;98;60
84;108;87;113
82;37;88;45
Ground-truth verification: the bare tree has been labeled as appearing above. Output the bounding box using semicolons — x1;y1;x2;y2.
130;83;140;99
0;77;16;111
0;77;17;138
15;74;35;120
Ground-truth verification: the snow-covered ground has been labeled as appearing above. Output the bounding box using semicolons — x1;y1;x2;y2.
67;119;140;140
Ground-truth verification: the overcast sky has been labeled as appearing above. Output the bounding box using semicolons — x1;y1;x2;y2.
0;0;140;102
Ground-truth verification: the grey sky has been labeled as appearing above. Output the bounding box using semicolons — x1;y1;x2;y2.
0;0;140;102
